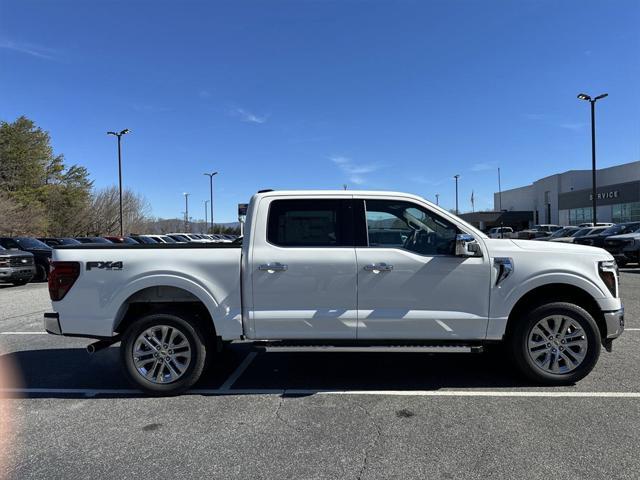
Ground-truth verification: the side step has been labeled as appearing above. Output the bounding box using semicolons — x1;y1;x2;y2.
259;344;484;354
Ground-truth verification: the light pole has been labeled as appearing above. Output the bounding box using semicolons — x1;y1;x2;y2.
435;193;440;206
577;92;608;225
106;129;130;236
204;171;218;233
204;200;209;233
454;174;460;215
497;167;502;211
183;192;190;232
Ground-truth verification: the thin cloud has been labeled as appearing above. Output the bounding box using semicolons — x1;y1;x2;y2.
330;156;381;185
0;40;58;60
558;122;585;131
471;161;498;172
232;108;268;124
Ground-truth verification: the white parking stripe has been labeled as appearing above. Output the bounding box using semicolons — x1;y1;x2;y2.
626;328;640;331
1;388;640;398
0;332;47;335
218;351;258;391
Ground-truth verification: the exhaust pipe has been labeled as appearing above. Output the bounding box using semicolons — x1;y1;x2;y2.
86;338;119;354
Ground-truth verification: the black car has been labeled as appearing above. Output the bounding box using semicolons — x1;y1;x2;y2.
0;245;36;285
0;237;52;281
38;237;82;247
129;235;158;244
574;222;640;248
75;237;114;244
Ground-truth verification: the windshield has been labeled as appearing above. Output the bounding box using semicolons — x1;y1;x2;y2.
15;237;52;249
59;238;82;245
550;227;575;238
572;228;592;237
603;223;640;236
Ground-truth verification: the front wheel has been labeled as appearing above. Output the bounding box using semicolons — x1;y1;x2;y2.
121;313;207;395
509;302;601;385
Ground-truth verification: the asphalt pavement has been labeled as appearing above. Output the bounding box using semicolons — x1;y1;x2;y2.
1;271;639;479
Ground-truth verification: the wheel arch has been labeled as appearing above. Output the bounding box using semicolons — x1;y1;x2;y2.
113;284;219;344
504;283;606;342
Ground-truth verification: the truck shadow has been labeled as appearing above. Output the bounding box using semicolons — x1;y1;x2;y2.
0;344;547;398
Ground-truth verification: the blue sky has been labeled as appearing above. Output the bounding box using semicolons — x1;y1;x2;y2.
1;0;639;221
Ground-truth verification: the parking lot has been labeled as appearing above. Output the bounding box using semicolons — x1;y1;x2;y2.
0;271;639;479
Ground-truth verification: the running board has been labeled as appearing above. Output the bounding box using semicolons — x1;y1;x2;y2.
260;345;483;354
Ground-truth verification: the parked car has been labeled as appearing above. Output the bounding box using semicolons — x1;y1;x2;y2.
75;237;114;244
535;226;580;241
488;227;514;239
550;226;607;244
167;233;211;243
603;226;640;266
38;237;82;247
45;189;624;395
0;245;35;285
574;222;640;248
129;235;159;244
104;236;139;244
0;237;52;281
578;223;614;228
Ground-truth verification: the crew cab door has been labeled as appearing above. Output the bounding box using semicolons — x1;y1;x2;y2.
248;197;358;339
354;197;491;340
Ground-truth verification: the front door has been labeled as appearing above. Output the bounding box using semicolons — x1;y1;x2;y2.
250;198;358;339
355;198;491;340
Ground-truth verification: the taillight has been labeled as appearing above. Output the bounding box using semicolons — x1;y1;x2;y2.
48;261;80;301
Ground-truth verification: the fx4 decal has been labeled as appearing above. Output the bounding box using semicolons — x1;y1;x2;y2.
86;261;123;271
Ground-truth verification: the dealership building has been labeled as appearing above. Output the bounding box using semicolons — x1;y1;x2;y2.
494;160;640;226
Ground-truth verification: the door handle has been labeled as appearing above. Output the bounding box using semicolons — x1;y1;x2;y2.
259;262;288;272
363;263;393;272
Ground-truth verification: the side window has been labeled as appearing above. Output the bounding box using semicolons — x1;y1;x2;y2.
364;200;458;255
267;199;351;247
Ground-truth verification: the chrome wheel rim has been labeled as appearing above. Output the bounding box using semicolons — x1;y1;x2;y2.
527;315;588;375
133;325;192;384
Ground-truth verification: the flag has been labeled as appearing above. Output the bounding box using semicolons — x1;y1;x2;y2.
470;190;475;212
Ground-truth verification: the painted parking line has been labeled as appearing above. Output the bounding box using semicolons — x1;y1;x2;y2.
219;351;258;391
0;332;47;335
1;388;640;398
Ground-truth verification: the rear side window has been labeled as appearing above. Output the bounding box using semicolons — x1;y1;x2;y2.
267;199;352;247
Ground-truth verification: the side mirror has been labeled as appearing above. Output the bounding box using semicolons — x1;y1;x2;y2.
455;234;482;257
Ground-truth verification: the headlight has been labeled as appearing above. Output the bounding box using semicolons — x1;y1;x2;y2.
598;260;618;297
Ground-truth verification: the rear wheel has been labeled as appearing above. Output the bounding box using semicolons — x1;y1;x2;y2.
121;313;207;395
509;302;600;385
35;264;48;282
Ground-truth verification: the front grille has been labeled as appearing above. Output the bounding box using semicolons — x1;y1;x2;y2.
9;256;34;267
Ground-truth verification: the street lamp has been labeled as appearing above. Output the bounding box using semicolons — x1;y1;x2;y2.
203;171;218;233
577;92;608;225
183;192;190;232
453;174;460;215
204;200;209;232
106;128;130;236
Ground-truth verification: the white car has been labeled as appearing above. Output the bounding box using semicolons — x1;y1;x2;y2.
45;190;624;395
488;227;514;239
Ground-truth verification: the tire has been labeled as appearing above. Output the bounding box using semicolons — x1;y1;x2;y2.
35;264;48;282
509;302;601;385
120;312;208;396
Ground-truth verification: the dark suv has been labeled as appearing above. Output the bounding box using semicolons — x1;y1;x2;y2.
0;237;52;281
0;245;35;285
574;222;640;248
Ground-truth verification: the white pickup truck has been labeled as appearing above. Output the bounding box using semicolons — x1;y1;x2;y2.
45;190;625;395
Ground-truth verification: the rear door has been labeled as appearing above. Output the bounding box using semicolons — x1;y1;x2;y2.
249;197;358;339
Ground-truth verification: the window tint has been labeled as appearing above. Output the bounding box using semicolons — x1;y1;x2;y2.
364;200;458;255
267;199;350;247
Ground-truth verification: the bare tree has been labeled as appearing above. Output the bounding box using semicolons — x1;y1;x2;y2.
87;186;152;235
0;192;47;236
